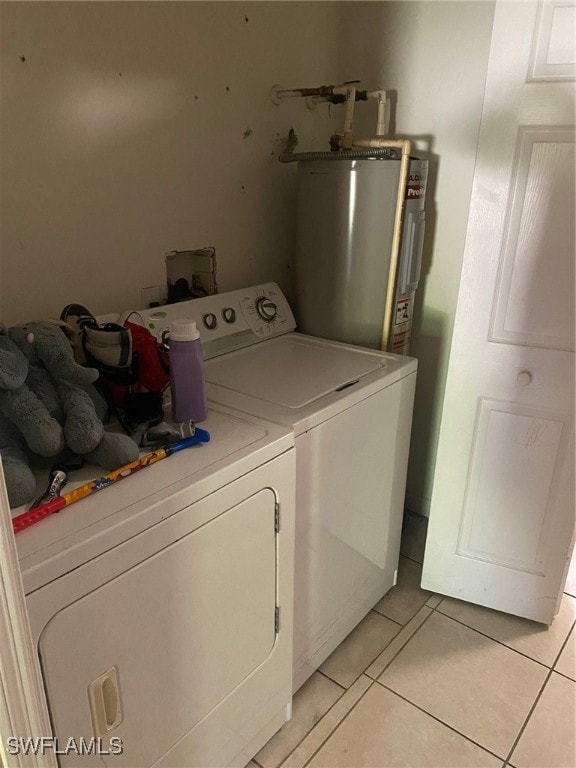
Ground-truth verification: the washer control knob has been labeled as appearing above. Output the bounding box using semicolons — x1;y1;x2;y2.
203;313;217;330
256;296;278;322
222;307;236;324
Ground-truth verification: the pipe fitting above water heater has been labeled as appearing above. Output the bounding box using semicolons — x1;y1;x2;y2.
271;82;391;142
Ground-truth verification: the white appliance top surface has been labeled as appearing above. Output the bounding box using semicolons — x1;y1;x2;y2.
205;332;417;433
17;406;293;594
206;334;385;408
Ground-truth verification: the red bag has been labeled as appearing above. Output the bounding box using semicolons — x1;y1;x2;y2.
124;320;170;394
83;314;170;410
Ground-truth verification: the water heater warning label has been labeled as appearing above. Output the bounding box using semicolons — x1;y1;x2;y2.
395;299;410;325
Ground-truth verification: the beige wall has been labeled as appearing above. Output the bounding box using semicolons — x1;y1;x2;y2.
0;1;344;322
339;1;495;514
1;1;495;516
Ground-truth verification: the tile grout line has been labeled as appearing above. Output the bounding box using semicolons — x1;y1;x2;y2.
369;607;406;628
423;602;576;766
316;611;405;689
432;606;573;671
424;592;514;762
254;673;348;768
312;605;575;768
299;677;377;768
374;679;507;763
287;599;573;767
503;665;554;766
274;603;430;768
399;553;424;567
266;575;576;768
276;677;347;765
503;617;576;766
315;668;347;691
372;602;575;765
274;677;374;768
316;667;352;690
281;605;435;768
552;667;576;683
552;619;576;667
424;594;444;609
365;604;436;680
268;673;354;768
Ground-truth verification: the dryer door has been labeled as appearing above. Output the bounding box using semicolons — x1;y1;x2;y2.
38;488;279;767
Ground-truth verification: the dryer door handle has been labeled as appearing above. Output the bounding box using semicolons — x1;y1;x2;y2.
88;666;123;736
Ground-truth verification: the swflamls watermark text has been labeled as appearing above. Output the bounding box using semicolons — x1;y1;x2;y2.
6;736;123;756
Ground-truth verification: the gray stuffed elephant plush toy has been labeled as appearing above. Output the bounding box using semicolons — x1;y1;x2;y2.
0;321;139;508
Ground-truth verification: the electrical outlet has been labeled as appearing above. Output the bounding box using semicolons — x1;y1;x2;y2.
141;285;162;308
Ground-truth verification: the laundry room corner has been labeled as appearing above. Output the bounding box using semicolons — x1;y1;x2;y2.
0;1;574;766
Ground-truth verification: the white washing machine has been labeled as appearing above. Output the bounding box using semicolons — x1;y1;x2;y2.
138;283;417;691
16;405;295;767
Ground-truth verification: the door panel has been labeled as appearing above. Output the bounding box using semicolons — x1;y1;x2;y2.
490;128;575;350
422;0;575;624
457;399;570;574
529;0;576;80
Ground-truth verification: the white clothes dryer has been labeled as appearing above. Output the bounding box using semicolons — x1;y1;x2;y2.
138;283;417;692
16;405;295;767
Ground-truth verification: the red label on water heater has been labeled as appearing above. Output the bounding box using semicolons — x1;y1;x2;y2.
395;298;411;326
405;169;427;201
406;184;424;199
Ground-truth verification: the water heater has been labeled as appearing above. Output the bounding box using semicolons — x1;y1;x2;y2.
294;154;428;353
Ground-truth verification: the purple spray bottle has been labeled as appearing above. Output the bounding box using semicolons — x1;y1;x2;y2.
168;319;207;423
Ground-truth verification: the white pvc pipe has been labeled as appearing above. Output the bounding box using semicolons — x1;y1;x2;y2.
333;85;356;150
366;90;388;137
352;138;408;149
351;138;412;350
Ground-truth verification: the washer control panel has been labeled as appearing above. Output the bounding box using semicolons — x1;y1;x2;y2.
135;283;296;359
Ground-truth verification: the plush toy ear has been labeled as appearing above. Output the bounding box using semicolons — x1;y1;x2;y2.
32;323;99;385
0;326;28;391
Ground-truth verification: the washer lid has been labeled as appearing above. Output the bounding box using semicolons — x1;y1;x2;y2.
205;334;386;408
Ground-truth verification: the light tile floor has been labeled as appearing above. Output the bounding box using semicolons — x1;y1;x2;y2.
252;512;576;768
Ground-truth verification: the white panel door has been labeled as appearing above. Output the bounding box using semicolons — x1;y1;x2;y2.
422;0;575;624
